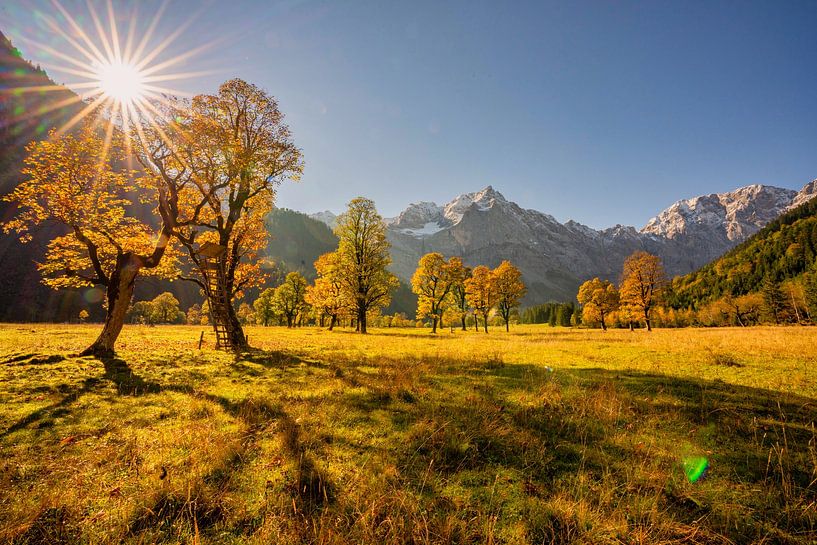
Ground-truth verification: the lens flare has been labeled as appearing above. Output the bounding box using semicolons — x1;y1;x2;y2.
3;0;215;138
682;456;709;482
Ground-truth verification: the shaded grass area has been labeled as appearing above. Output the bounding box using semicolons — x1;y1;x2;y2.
0;324;815;544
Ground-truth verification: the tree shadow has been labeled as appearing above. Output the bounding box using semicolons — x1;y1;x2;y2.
97;356;164;396
127;391;335;541
235;349;327;371
0;355;193;438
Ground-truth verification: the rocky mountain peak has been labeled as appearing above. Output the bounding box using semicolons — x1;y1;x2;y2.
641;184;797;241
390;201;446;231
789;179;817;211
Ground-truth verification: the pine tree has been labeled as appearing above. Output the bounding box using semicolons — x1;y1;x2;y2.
761;277;789;324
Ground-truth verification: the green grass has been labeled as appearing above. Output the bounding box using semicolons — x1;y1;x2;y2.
1;324;815;544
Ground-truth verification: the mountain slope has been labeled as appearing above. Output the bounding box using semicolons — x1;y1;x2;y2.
668;195;817;308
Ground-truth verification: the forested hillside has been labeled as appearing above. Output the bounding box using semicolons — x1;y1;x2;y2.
668;196;817;309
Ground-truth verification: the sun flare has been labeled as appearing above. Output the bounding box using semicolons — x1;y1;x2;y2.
94;61;146;104
4;0;213;137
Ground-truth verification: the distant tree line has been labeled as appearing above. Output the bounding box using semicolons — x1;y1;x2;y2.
519;302;578;327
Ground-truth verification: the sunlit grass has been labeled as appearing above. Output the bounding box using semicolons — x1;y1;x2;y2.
0;324;815;543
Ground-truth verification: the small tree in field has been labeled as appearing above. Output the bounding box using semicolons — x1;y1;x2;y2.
79;310;89;323
334;198;398;333
450;260;472;331
466;265;496;333
307;252;349;330
411;253;463;333
2;123;177;356
493;260;526;332
577;278;619;330
150;292;181;324
273;272;308;328
619;251;667;331
253;288;277;326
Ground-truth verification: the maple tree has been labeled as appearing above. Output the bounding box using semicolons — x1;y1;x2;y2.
273;271;308;328
334;198;398;333
253;288;277;326
577;277;619;330
449;259;472;331
306;251;350;330
493;260;526;332
411;253;464;333
2;122;177;356
465;265;497;333
134;78;303;350
619;251;667;331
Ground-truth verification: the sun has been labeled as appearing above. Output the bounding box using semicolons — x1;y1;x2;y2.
94;61;146;104
4;0;215;137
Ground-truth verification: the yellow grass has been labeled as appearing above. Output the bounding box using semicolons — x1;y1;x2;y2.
0;324;815;544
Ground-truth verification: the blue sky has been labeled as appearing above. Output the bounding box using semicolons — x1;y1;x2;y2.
2;0;816;228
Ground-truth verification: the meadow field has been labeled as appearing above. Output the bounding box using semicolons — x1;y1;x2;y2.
0;324;815;544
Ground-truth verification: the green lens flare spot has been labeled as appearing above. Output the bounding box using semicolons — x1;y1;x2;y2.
683;456;709;482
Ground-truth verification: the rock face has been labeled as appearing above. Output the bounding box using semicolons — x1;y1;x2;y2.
788;179;817;211
311;180;816;303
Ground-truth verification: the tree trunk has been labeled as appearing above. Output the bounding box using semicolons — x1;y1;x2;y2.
644;308;652;331
431;316;438;334
505;319;509;332
461;315;467;331
81;254;139;357
483;313;489;333
358;305;367;334
328;315;336;331
600;313;607;331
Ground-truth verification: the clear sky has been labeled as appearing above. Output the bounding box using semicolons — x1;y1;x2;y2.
2;0;816;228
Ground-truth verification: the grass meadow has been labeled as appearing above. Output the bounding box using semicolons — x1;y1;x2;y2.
0;324;815;544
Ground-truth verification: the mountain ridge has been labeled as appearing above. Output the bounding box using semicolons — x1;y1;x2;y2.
309;180;816;303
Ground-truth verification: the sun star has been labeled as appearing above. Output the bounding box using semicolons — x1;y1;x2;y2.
94;61;146;104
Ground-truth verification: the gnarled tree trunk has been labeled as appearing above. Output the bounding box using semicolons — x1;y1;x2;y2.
81;253;140;358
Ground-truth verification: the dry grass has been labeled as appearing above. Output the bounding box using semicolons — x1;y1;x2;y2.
0;323;815;544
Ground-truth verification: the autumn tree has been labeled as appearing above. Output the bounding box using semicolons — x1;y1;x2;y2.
722;293;763;327
306;251;349;330
334;198;398;333
237;302;255;325
135;79;303;350
2;122;177;356
253;288;277;326
150;292;181;324
186;303;202;325
411;253;464;333
450;260;472;331
466;265;496;333
493;261;526;332
273;271;308;328
577;278;619;330
619;251;667;331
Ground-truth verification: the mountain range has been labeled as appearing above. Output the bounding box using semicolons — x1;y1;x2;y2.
310;181;817;302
